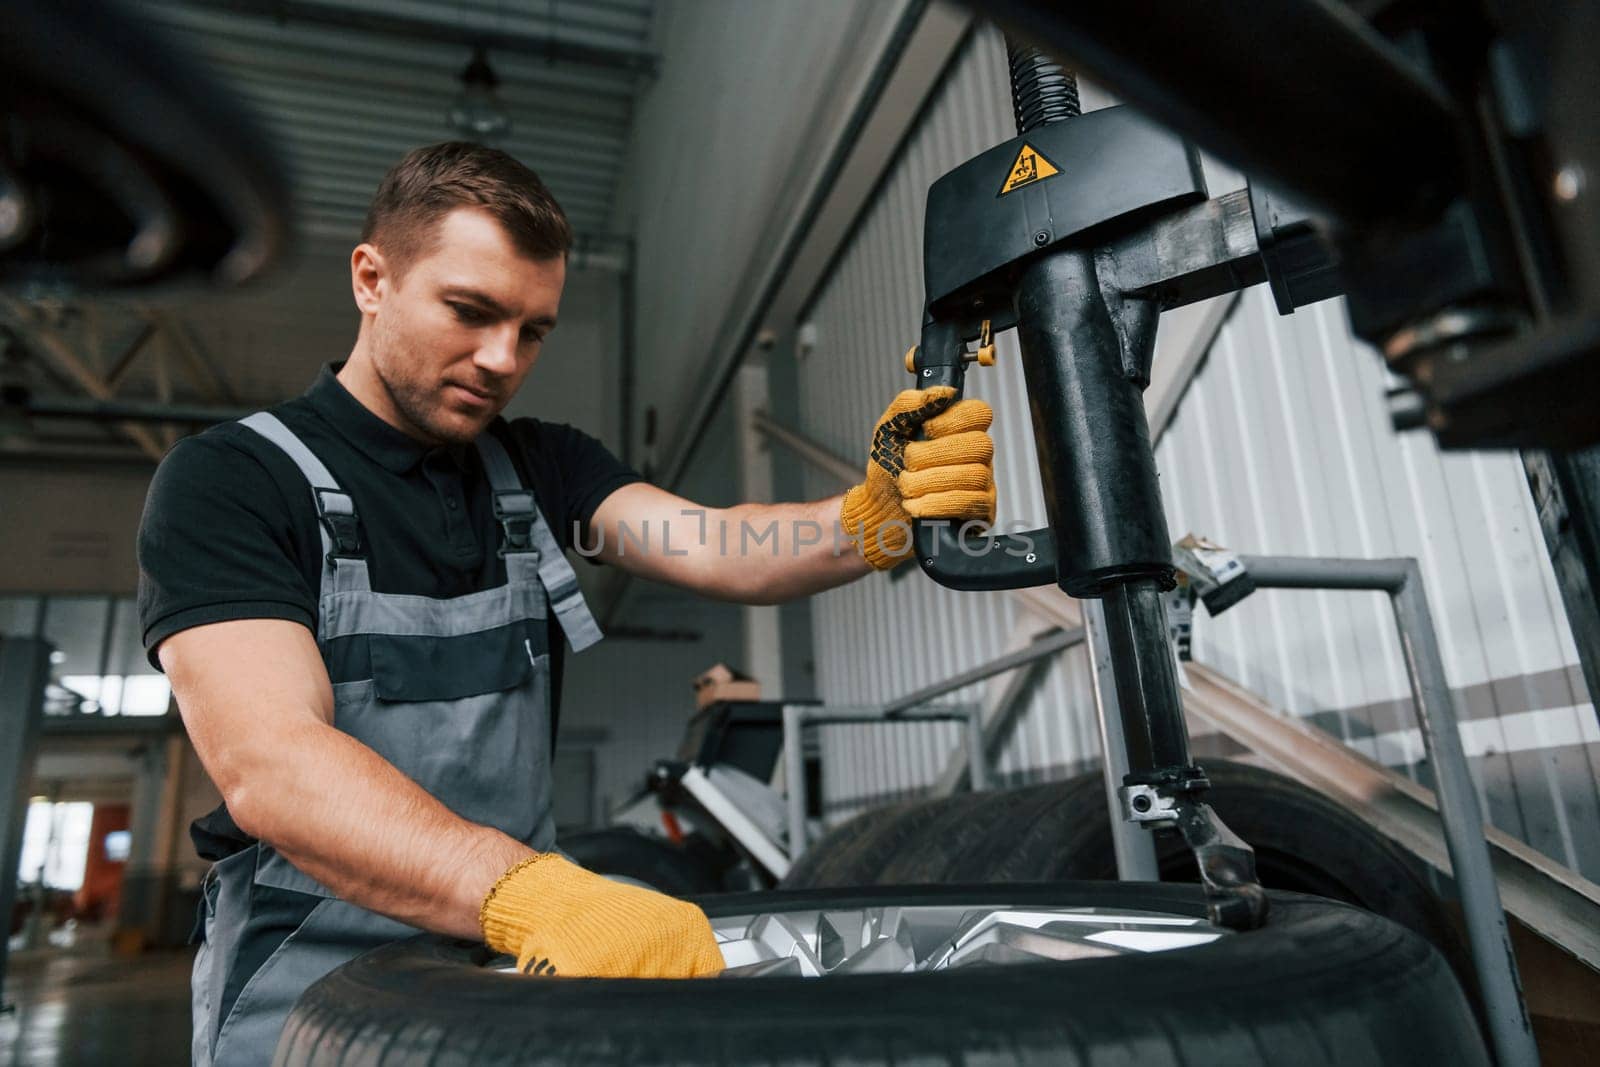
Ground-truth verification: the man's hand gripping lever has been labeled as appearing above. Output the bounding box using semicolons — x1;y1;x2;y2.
901;320;1058;590
839;373;998;571
480;853;724;978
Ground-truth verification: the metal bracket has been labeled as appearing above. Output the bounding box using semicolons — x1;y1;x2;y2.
1171;795;1270;930
1118;782;1178;823
1120;771;1269;930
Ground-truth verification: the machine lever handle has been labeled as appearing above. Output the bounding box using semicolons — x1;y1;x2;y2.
907;317;1058;591
912;522;1057;591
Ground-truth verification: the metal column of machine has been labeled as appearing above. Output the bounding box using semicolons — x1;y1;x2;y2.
1081;599;1160;881
884;18;1537;1059
906;39;1271;929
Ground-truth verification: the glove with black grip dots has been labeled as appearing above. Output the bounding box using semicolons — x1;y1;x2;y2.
840;386;997;569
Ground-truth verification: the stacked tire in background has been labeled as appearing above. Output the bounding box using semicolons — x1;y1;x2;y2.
784;759;1466;977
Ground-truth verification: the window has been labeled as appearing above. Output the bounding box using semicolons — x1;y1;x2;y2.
17;801;96;891
2;595;171;716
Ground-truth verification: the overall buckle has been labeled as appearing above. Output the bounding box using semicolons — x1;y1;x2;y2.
493;490;538;558
314;488;363;562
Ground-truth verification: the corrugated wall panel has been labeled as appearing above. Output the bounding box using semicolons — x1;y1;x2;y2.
794;26;1599;877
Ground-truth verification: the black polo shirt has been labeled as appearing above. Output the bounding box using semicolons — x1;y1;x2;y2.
137;363;641;728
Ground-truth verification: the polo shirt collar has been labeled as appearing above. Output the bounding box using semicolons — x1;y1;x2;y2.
306;363;472;474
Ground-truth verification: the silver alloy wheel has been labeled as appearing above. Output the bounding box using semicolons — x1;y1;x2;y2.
486;904;1230;978
709;904;1230;977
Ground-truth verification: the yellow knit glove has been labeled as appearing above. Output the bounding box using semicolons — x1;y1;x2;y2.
480;854;723;978
840;386;997;569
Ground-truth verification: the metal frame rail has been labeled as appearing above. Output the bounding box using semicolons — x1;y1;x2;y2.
1184;555;1534;1065
753;408;1536;1057
782;624;1085;856
782;702;986;861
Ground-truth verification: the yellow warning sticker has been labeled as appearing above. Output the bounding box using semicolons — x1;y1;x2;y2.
998;142;1060;196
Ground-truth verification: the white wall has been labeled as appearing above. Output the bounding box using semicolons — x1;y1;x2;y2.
1158;286;1600;878
0;464;153;594
609;0;900;467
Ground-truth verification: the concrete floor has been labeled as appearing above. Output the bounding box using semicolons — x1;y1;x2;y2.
0;946;193;1066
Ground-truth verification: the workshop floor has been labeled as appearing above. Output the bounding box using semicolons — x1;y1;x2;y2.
0;944;194;1066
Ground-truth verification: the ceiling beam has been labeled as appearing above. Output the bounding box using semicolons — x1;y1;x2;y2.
0;297;166;463
146;310;238;405
102;321;159;392
191;0;660;76
21;396;256;426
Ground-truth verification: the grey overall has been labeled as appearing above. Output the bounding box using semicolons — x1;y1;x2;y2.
190;412;603;1067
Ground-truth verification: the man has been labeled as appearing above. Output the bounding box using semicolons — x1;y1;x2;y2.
138;142;997;1066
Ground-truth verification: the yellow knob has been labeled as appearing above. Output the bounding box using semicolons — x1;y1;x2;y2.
976;318;996;366
904;344;919;374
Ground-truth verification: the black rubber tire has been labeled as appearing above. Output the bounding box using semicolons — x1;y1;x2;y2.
777;803;900;888
870;778;1099;887
558;828;719;895
784;761;1469;988
778;792;982;890
277;883;1489;1066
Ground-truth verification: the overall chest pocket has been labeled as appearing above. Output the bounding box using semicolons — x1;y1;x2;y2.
366;619;545;703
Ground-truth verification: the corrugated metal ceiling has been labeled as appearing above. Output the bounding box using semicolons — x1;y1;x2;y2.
0;1;658;457
139;0;659;243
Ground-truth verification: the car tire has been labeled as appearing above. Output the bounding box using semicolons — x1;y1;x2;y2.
777;792;984;890
783;760;1470;993
276;883;1488;1066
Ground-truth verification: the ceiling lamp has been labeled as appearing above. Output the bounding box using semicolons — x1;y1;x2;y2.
448;48;511;142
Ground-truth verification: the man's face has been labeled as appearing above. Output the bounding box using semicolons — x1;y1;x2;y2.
365;207;564;445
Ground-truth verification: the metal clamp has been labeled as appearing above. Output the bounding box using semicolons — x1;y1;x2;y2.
1172;795;1270;930
1120;769;1268;931
1119;783;1178;823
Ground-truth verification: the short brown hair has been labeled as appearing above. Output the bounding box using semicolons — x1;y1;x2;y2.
360;142;571;274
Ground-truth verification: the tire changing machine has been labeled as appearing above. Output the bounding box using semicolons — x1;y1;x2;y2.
898;35;1540;1066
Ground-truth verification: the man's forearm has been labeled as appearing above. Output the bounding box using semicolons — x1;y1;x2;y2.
702;495;872;604
587;483;877;604
231;717;529;939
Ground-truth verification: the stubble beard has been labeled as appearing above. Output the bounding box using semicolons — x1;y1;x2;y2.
370;324;481;446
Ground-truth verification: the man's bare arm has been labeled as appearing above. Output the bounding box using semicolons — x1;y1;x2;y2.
162;617;528;939
586;483;873;604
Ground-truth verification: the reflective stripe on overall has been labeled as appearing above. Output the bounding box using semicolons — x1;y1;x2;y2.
191;413;603;1067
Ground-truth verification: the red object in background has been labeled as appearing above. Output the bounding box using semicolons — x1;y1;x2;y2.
661;810;686;845
75;804;130;923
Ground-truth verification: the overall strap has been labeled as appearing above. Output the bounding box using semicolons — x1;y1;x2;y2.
239;413;371;596
474;431;604;652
